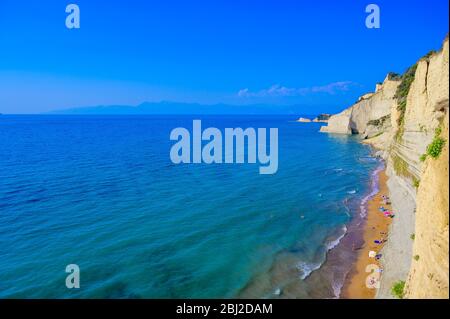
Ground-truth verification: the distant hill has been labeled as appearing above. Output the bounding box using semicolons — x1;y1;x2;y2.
47;101;337;116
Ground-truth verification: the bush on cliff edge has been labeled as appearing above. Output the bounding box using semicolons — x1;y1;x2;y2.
391;281;406;299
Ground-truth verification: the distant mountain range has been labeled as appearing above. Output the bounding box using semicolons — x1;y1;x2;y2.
47;101;338;116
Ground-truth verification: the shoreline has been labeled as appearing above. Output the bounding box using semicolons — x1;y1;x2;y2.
342;167;392;298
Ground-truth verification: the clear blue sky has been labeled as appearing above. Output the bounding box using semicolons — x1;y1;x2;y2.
0;0;448;114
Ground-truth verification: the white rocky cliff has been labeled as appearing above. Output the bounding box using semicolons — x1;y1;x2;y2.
321;35;449;299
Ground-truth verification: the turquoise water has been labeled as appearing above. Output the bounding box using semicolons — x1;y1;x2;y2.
0;115;378;298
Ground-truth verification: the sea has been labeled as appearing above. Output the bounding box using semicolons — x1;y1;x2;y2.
0;115;381;298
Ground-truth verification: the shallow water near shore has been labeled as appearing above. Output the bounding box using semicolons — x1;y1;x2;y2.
0;115;379;298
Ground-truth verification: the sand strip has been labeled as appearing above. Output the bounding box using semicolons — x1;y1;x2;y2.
342;169;392;298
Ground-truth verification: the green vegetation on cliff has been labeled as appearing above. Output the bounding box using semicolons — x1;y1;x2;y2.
421;50;437;62
427;136;446;158
367;114;391;127
413;177;420;188
387;72;402;81
392;153;412;178
420;126;446;161
394;64;418;141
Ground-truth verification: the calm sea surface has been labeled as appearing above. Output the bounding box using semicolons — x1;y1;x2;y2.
0;115;379;298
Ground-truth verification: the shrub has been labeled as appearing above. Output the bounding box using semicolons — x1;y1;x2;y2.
413;178;420;188
424;125;445;159
435;126;442;136
316;113;331;121
391;281;406;299
387;72;402;81
414;255;420;261
410;234;415;240
426;137;446;159
419;154;427;162
422;50;437;61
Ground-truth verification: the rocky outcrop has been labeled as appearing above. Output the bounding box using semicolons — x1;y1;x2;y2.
319;109;352;133
320;75;400;135
327;35;449;299
298;114;331;123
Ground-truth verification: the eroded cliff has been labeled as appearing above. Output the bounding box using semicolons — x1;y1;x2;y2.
404;112;449;298
322;35;449;299
320;74;399;135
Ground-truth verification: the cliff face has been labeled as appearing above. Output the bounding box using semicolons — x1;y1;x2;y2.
320;76;399;135
381;37;448;299
405;112;449;298
322;36;449;299
402;37;449;299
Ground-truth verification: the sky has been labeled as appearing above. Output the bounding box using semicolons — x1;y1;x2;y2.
0;0;448;114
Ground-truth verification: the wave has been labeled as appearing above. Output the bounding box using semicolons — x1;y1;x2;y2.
297;225;348;280
326;225;348;251
324;168;344;176
359;162;384;217
297;261;323;280
326;226;349;298
294;160;381;291
329;163;385;299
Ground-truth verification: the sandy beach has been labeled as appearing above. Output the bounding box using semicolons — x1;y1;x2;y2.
343;169;392;298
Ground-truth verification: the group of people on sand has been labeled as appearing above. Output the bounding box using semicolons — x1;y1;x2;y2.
381;195;391;205
367;194;394;287
379;195;395;218
374;194;393;247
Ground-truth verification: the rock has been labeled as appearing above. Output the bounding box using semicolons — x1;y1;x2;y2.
319;110;352;134
320;75;400;135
